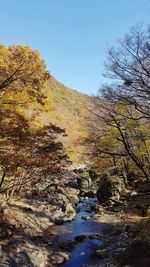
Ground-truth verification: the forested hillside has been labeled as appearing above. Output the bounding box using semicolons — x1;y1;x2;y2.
42;76;95;163
2;78;95;165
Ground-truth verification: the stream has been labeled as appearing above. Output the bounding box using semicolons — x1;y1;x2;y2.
49;198;113;267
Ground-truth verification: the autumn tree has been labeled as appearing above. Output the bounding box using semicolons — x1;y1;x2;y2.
0;44;50;104
0;44;69;198
93;99;150;181
0;108;68;198
101;25;150;120
92;25;150;182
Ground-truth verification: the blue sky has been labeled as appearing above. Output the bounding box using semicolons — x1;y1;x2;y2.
0;0;150;95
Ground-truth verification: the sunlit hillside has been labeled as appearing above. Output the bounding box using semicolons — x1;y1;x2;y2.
1;75;95;163
43;76;95;163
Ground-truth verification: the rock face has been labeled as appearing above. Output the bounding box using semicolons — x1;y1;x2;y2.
74;167;92;190
0;237;50;267
43;184;78;223
43;184;79;207
96;172;125;204
77;176;92;189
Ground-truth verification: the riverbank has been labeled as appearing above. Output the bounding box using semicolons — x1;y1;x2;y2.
94;191;150;267
0;169;150;267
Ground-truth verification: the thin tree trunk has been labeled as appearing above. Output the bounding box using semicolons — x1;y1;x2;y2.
0;172;6;188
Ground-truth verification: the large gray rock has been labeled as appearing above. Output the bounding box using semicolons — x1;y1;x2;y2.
51;252;69;264
0;239;49;267
43;184;70;208
96;173;125;204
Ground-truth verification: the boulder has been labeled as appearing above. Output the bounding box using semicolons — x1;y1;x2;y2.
63;204;76;221
58;240;77;252
43;184;69;208
65;187;79;204
74;235;86;242
81;215;91;220
88;233;103;239
51;252;69;264
96;173;125;204
0;239;49;267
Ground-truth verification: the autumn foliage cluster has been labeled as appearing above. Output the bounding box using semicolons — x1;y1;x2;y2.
0;44;67;198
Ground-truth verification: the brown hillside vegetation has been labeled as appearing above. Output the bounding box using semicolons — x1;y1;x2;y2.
20;75;96;163
1;67;96;163
41;76;96;163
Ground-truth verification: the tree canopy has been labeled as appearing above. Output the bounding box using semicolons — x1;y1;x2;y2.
92;25;150;182
0;44;50;104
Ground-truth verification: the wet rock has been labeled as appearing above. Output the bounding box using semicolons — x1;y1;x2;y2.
80;190;95;198
63;204;76;221
74;235;86;242
88;233;103;239
90;204;97;211
58;240;77;252
80;251;85;255
96;175;112;204
81;215;91;220
86;190;95;198
84;209;91;213
51;252;69;264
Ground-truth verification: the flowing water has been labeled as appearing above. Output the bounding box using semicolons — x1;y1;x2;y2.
49;198;113;267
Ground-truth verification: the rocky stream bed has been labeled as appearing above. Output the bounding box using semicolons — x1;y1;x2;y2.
49;197;113;267
0;168;150;266
49;195;150;267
